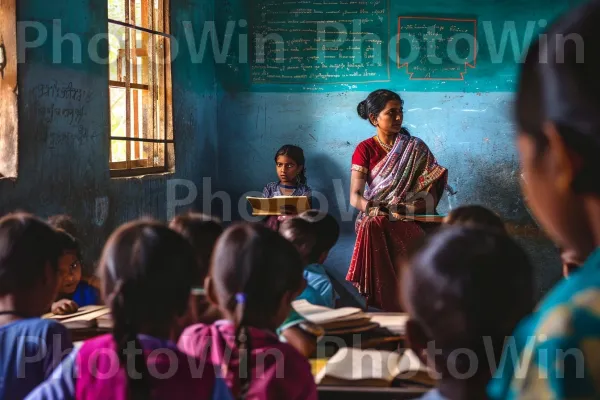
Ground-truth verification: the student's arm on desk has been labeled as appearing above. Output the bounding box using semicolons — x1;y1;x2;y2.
282;326;317;358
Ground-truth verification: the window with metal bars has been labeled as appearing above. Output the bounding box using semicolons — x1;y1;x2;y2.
108;0;173;177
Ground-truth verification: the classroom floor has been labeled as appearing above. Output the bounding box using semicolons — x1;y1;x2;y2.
323;233;369;309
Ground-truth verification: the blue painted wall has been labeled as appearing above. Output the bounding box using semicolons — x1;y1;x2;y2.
0;0;217;267
216;91;562;301
213;1;585;300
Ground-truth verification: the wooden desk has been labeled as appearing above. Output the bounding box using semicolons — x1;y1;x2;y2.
68;327;111;342
318;386;427;400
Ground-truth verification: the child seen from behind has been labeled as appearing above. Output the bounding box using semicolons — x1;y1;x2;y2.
27;220;231;400
178;223;317;400
0;213;73;400
402;226;534;400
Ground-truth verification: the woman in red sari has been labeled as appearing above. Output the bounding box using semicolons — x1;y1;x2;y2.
347;89;448;311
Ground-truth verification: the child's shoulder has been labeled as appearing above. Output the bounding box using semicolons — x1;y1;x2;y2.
0;318;69;339
297;183;312;195
73;281;100;306
262;182;279;197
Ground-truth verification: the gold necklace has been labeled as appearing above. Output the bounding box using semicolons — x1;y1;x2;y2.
375;135;393;152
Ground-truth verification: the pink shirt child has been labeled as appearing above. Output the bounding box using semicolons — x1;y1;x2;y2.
26;334;232;400
178;321;317;400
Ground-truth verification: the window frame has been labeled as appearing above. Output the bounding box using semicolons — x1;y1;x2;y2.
107;0;173;178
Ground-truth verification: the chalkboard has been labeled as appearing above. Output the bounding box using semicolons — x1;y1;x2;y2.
216;0;581;92
249;0;390;85
398;17;476;80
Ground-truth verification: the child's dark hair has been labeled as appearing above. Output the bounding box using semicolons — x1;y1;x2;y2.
169;213;223;286
0;213;62;295
48;214;79;239
55;229;83;262
98;219;196;400
402;226;533;374
275;144;307;185
516;1;600;194
444;205;506;233
279;218;319;264
357;89;403;126
211;223;304;399
298;210;340;254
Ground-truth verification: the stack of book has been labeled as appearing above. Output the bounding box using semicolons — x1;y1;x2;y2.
292;300;378;335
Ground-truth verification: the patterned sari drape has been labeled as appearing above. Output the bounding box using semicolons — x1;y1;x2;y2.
347;134;448;311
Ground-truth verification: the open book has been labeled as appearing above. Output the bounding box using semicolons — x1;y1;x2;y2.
42;305;111;329
247;196;310;216
315;348;434;387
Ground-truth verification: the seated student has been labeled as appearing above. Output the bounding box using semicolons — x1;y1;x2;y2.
169;213;224;326
278;215;340;357
27;220;231;400
401;226;534;400
50;230;100;315
488;6;600;397
178;223;317;400
262;145;312;230
297;210;341;303
279;214;340;307
442;205;506;233
47;214;99;290
0;213;73;400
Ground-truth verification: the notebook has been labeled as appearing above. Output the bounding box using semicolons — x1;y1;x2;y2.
42;305;106;320
96;313;113;329
43;305;111;329
367;313;409;336
292;300;371;326
315;348;434;387
246;196;310;216
391;213;445;223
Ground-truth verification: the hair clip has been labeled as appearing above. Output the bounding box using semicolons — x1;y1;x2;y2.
235;293;246;304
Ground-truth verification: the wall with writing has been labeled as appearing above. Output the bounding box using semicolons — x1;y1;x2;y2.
0;0;217;266
217;0;578;92
215;0;585;301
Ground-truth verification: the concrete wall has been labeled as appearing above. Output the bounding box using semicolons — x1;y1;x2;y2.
0;0;217;268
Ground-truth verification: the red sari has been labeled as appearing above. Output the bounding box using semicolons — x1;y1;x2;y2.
347;132;448;311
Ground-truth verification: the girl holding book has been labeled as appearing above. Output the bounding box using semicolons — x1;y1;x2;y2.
262;145;312;229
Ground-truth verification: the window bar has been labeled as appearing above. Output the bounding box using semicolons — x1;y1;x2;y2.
131;0;140;161
150;0;158;168
125;0;131;171
109;137;174;143
163;0;170;169
108;18;172;39
141;0;150;167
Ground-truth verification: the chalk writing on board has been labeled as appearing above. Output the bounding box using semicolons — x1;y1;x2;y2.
250;0;390;84
397;17;477;80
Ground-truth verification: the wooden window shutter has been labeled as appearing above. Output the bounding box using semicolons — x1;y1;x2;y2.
0;0;18;179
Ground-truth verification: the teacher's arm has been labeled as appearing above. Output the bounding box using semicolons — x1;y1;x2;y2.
350;170;370;212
